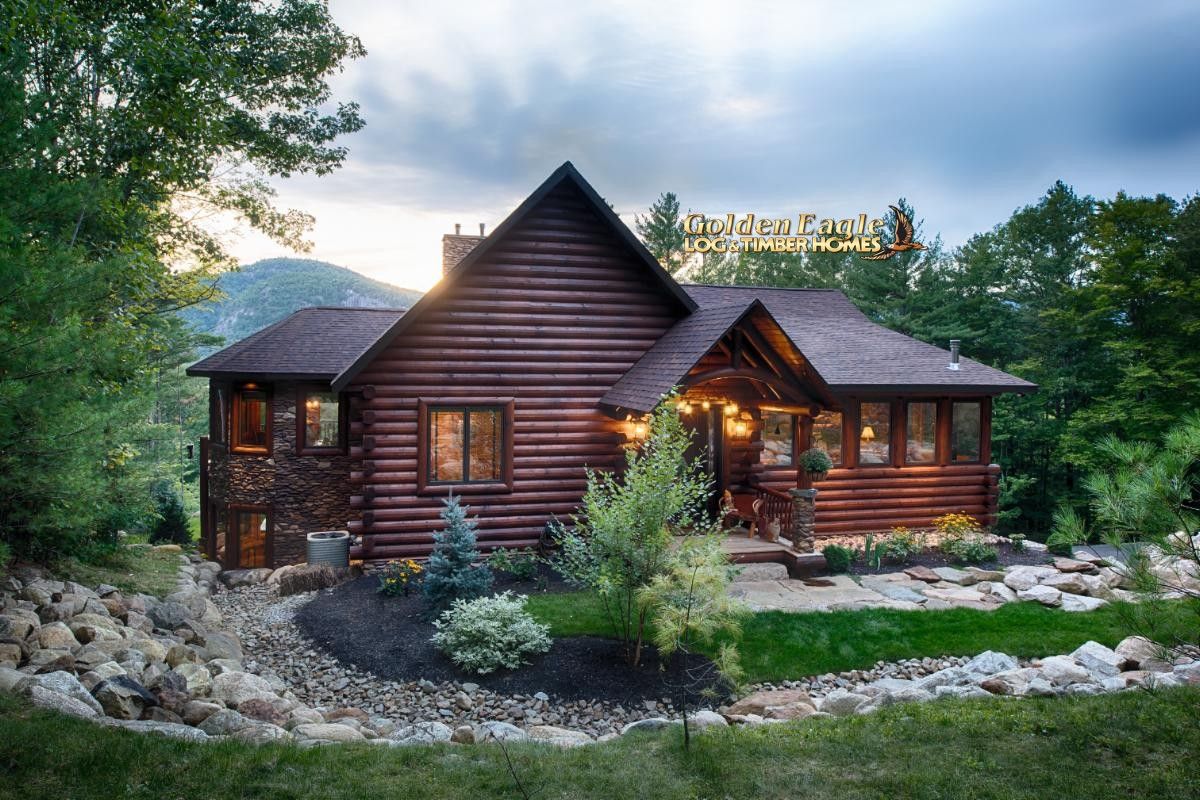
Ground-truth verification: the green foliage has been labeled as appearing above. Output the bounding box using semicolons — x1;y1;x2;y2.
377;559;424;597
551;392;713;666
422;496;493;615
0;0;364;563
635;192;688;275
862;533;881;570
431;592;551;675
1047;506;1090;556
0;540;10;576
1009;534;1027;553
943;537;998;565
821;544;853;574
181;258;422;350
798;448;834;475
148;481;191;546
489;547;539;582
877;527;923;564
639;535;745;748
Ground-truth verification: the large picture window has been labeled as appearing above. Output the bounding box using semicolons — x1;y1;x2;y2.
810;410;843;466
761;412;794;467
858;402;891;465
951;401;982;462
231;384;270;454
905;402;937;464
419;399;514;491
299;389;342;453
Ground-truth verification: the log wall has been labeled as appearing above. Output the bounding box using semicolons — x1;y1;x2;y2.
347;181;685;560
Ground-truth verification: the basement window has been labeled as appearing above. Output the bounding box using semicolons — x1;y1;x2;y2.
231;384;270;454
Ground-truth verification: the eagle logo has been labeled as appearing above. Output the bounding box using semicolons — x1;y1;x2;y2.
862;205;926;260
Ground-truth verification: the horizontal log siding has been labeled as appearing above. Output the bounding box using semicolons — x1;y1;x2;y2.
761;463;1000;536
347;182;683;560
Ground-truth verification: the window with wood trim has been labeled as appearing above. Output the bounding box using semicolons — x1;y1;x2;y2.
298;389;342;453
858;402;891;465
419;400;514;492
905;401;937;464
230;506;271;569
810;410;844;466
951;401;982;462
760;412;794;467
231;384;270;454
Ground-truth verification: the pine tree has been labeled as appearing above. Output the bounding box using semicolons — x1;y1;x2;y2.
422;495;493;615
636;192;688;274
149;481;192;545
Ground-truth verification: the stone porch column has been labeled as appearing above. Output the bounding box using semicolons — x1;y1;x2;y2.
788;488;818;553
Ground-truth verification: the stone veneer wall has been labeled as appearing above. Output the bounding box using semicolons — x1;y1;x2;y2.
207;381;357;568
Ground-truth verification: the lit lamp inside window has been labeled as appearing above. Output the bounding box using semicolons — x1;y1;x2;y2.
724;403;739;417
860;425;876;442
733;419;749;438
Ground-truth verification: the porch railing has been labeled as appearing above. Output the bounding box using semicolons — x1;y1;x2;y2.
754;485;793;543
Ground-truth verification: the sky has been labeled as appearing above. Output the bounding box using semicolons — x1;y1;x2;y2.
228;0;1200;291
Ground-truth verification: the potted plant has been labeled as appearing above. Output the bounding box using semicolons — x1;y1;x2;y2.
799;448;834;481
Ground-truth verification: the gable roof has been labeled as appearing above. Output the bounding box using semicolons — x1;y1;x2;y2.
186;307;407;381
683;285;1036;394
330;161;697;392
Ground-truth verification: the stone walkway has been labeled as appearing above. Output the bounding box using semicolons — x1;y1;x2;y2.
728;551;1138;613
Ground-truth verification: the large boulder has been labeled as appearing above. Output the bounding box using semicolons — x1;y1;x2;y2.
219;569;273;589
172;663;212;695
932;567;978;586
209;671;276;707
1041;572;1090;595
202;632;243;662
620;718;681;735
964;651;1018;676
238;698;289;727
292;723;366;743
93;675;157;720
104;719;209;742
1016;585;1062;606
198;708;254;735
37;622;80;651
1003;566;1058;592
1036;656;1092;686
527;725;596;746
0;613;37;640
27;684;98;718
1071;642;1122;679
726;689;816;719
147;602;192;631
476;721;531;742
1114;636;1172;672
818;689;871;716
1060;594;1108;613
980;668;1037;696
182;700;224;726
388;721;453;745
18;671;104;714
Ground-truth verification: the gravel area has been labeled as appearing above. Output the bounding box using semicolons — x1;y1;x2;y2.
212;582;690;737
848;542;1052;576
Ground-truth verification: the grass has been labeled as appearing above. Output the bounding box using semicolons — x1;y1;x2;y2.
55;545;182;598
0;688;1197;799
526;591;1199;682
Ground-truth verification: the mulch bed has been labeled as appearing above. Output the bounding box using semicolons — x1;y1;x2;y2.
847;541;1053;576
294;568;724;707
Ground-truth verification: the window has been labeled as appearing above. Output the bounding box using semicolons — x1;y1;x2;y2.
951;401;982;462
230;507;270;569
299;390;341;452
810;410;843;465
231;385;270;453
419;400;514;491
905;402;937;464
761;412;794;467
858;402;891;465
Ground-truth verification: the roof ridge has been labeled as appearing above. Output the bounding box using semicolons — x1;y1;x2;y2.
682;283;845;293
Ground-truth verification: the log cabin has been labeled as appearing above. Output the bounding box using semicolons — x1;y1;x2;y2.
188;162;1035;571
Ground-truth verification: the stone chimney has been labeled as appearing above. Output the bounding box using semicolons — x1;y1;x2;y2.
442;223;486;276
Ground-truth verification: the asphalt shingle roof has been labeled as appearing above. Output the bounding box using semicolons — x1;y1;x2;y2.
186;307;408;381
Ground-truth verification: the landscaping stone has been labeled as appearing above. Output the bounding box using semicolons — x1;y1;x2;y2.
621;718;680;735
476;720;530;742
726;689;815;718
1052;557;1096;573
903;566;941;583
238;697;289;727
198;708;254;735
687;709;728;732
37;621;80;651
450;725;475;744
1016;585;1062;606
390;720;453;745
220;569;273;589
1060;594;1108;613
931;567;977;586
817;689;870;716
1036;656;1091;686
964;651;1018;676
93;675;157;720
1041;572;1090;595
528;724;596;745
1002;565;1058;592
104;719;210;742
209;671;276;707
148;601;192;631
28;684;99;718
733;563;789;582
1114;636;1171;672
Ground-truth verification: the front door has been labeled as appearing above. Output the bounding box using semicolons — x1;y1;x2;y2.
684;405;726;517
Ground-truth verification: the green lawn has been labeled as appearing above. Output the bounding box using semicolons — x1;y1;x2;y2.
526;591;1198;683
1;689;1196;799
56;546;182;598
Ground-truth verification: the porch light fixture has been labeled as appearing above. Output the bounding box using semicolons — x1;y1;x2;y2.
701;400;711;411
733;419;749;438
632;420;648;440
860;425;876;442
724;403;739;417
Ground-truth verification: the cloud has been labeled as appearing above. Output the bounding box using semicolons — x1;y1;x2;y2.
231;0;1200;290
